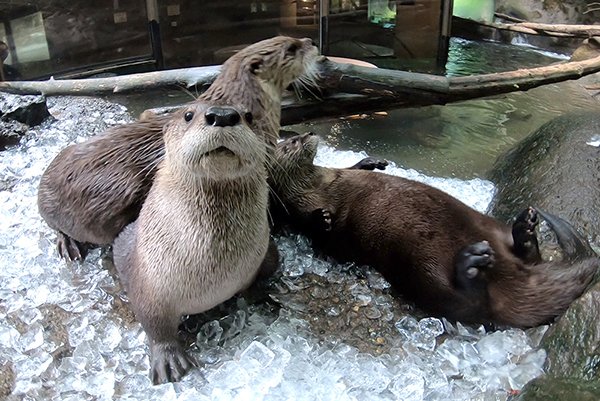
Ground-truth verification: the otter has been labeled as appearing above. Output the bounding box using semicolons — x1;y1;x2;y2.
37;36;320;260
113;102;276;384
269;133;599;327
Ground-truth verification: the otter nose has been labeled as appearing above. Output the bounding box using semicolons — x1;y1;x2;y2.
204;106;241;127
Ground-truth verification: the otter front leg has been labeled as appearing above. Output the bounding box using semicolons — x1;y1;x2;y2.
56;231;89;261
257;237;280;280
512;206;541;264
310;208;333;232
348;157;388;171
455;241;495;294
142;312;197;384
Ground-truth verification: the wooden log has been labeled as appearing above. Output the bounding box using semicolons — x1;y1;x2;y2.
0;65;221;96
3;54;600;123
318;54;600;100
473;16;600;38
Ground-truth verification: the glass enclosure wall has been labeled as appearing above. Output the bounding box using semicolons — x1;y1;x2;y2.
0;0;451;80
0;1;152;80
324;0;452;72
157;0;320;68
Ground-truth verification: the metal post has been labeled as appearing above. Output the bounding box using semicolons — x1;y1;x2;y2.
146;0;164;69
319;0;330;55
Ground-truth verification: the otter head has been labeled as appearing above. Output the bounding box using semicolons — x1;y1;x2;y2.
239;36;319;92
162;102;265;181
272;132;319;176
207;36;320;100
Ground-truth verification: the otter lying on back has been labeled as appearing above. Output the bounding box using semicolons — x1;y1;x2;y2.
269;133;599;327
37;36;320;260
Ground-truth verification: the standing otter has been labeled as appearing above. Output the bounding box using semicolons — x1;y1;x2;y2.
37;36;320;260
269;133;599;327
113;102;275;384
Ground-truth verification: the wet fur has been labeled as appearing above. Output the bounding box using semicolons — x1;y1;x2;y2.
269;134;599;327
37;36;319;257
113;103;271;384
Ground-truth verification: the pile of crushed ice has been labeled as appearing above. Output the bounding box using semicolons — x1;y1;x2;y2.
0;96;547;400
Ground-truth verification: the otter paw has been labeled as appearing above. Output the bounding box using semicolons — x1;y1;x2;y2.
150;342;197;384
514;206;539;235
350;157;388;171
311;208;333;232
455;241;495;287
56;232;87;261
512;206;541;263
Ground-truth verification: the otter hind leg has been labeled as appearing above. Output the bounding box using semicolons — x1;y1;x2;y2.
56;231;89;261
348;157;388;171
150;341;197;384
512;206;542;264
455;241;495;293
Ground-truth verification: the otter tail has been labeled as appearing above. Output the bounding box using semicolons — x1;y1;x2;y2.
535;208;597;261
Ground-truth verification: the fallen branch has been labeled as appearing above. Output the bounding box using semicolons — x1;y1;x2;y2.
478;16;600;38
0;65;221;96
318;53;600;101
3;53;600;123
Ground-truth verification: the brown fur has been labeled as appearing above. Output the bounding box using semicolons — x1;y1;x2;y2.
269;133;599;327
113;102;273;384
37;36;319;259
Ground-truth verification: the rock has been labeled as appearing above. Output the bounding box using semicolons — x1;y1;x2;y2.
514;376;600;401
488;112;600;246
0;362;15;400
570;37;600;62
541;279;600;380
491;111;600;401
0;119;28;151
0;93;51;151
0;92;51;126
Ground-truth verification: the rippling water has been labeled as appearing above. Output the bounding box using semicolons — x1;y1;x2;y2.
287;38;600;178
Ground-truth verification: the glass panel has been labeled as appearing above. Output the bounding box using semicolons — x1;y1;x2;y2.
157;0;320;69
12;12;51;63
324;0;451;73
0;1;152;80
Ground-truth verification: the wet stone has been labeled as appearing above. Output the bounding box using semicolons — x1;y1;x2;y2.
0;362;15;399
0;93;50;127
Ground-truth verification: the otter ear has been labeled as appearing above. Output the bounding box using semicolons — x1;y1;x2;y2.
250;59;263;75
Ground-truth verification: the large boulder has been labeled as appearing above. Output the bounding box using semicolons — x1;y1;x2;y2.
490;112;600;400
514;279;600;401
488;112;600;246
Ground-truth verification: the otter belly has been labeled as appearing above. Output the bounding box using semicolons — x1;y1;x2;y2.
178;243;269;315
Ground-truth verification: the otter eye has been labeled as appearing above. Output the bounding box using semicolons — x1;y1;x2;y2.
184;111;194;122
286;43;298;56
244;112;253;124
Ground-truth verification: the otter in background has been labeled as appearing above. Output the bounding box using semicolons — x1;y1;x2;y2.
269;133;598;328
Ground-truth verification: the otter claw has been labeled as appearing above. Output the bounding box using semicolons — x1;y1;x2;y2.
150;342;197;384
310;208;333;232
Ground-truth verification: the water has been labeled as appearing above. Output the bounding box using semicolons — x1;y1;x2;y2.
287;38;600;178
0;94;549;400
